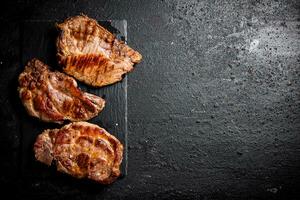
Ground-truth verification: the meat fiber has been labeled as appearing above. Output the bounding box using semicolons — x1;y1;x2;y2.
56;15;142;87
34;122;123;184
18;59;105;123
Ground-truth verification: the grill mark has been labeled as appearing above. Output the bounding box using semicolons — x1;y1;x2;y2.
65;55;111;85
46;76;84;120
76;153;90;171
66;54;110;68
83;21;88;41
91;22;96;36
45;80;65;117
33;95;64;121
55;130;71;145
94;69;102;85
44;64;96;120
46;72;99;116
80;98;97;113
76;136;94;146
80;126;98;136
103;62;108;73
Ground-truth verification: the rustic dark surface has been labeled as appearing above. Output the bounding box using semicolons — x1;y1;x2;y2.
0;0;300;199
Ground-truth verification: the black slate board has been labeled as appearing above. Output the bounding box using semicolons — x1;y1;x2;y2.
19;20;128;180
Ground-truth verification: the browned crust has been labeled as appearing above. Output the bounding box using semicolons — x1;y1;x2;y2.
56;14;142;87
34;129;57;166
18;58;105;123
33;122;123;184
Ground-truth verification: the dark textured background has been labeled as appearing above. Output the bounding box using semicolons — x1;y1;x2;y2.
0;0;299;199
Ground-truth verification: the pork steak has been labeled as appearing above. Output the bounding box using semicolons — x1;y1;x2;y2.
18;58;105;123
56;15;142;87
34;121;123;184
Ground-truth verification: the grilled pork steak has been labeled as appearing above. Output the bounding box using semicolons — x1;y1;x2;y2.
34;122;123;184
56;15;142;87
18;59;105;123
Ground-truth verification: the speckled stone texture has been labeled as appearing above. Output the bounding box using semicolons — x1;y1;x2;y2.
0;0;299;199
